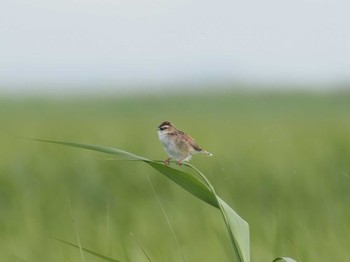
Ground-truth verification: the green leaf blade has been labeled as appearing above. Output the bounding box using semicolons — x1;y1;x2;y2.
146;162;218;208
33;139;251;262
184;164;250;262
218;197;250;262
33;139;218;208
32;139;149;161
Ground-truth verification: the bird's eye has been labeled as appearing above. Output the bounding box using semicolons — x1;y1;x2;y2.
159;126;168;131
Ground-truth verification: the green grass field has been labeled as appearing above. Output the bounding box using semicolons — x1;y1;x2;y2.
1;91;349;261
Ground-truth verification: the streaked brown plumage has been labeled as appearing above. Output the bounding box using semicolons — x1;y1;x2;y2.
157;121;212;165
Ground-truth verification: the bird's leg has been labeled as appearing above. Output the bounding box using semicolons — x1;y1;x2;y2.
177;155;188;166
164;158;172;166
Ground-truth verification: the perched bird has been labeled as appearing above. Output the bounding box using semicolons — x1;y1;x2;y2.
157;121;212;165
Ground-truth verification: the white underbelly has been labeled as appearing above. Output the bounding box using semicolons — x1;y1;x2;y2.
158;131;191;161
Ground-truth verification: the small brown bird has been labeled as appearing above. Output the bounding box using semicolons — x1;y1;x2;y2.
157;121;212;165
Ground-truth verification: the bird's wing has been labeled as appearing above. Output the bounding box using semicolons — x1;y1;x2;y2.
178;131;202;151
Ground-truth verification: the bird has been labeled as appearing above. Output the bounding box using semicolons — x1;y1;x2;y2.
157;121;212;165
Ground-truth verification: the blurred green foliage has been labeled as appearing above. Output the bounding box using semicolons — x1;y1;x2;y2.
1;91;349;261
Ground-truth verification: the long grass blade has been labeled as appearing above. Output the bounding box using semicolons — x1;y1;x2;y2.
35;139;250;262
145;174;185;262
31;139;149;161
33;139;218;208
217;197;250;262
52;237;121;262
185;163;250;262
146;162;218;208
129;233;153;262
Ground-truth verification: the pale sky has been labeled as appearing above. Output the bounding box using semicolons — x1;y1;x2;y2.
1;0;350;93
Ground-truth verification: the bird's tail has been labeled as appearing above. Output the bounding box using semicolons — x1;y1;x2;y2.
200;149;213;156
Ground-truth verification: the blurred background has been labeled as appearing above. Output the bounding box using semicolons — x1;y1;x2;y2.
1;0;350;261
